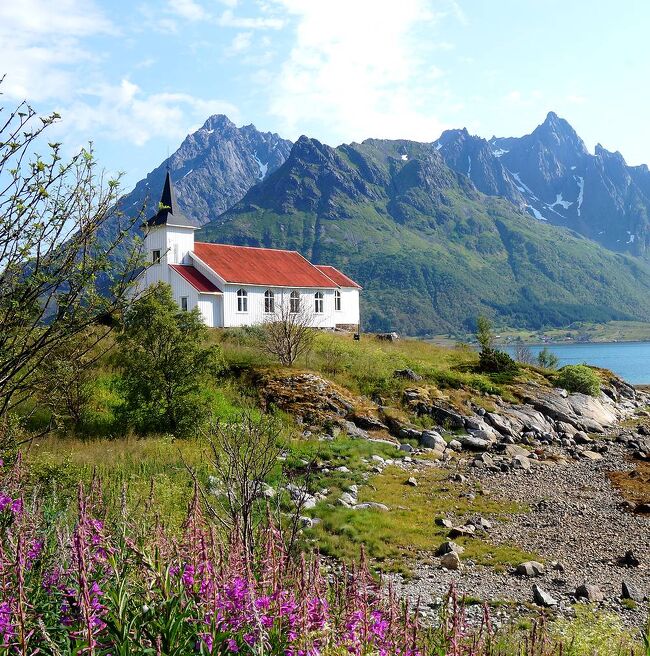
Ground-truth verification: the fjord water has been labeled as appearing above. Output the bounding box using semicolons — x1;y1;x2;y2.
506;342;650;384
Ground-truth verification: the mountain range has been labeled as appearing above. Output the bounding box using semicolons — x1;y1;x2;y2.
119;113;650;335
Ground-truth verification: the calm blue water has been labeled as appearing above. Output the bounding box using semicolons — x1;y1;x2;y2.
503;342;650;385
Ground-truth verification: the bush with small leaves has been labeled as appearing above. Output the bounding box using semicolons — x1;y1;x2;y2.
478;348;519;375
556;364;601;396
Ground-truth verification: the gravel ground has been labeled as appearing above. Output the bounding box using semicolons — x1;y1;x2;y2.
391;442;650;626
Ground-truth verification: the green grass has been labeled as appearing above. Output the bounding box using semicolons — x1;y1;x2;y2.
307;461;535;574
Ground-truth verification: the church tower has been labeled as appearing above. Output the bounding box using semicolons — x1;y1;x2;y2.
143;171;197;288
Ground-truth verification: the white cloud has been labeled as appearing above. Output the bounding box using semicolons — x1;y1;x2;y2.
217;9;284;29
57;79;240;147
0;0;113;101
268;0;450;143
166;0;207;21
227;31;253;55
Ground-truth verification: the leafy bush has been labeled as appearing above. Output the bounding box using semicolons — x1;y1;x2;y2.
478;348;519;375
115;283;223;436
556;364;601;396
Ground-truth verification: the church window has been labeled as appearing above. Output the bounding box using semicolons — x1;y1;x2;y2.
314;291;324;313
264;289;275;313
290;290;300;314
237;288;248;312
152;249;161;264
334;290;341;311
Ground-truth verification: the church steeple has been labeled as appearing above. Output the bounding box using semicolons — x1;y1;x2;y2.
146;171;195;228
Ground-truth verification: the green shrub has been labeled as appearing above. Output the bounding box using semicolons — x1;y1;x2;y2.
556;364;601;396
478;348;519;375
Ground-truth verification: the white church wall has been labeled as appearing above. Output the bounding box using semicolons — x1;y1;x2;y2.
336;288;360;327
221;286;357;328
166;226;195;264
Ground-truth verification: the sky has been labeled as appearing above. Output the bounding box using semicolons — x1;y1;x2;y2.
2;0;649;189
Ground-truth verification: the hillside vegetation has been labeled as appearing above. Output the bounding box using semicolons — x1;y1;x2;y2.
198;137;650;335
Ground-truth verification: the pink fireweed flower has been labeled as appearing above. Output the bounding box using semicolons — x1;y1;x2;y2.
0;600;15;646
182;563;196;589
26;539;43;569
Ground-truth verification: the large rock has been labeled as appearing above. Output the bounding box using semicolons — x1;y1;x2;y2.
440;552;462;570
353;502;389;511
532;584;558;607
515;384;619;433
420;430;446;450
622;580;644;602
394;368;422;381
575;584;604;603
436;540;464;555
456;434;492;451
516;561;545;577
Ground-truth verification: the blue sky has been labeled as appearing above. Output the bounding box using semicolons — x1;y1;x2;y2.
2;0;649;189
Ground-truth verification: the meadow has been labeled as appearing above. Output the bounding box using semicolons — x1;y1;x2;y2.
2;328;649;655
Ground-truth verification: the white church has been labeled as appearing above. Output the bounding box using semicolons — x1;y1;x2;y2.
135;172;361;330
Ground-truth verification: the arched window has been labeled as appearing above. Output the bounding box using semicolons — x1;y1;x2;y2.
334;289;341;311
314;291;324;313
290;290;300;314
264;289;275;314
237;288;248;312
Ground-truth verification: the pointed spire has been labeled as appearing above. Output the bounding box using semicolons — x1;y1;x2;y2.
146;170;195;228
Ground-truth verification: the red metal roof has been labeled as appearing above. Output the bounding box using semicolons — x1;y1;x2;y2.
169;264;222;293
315;265;362;289
193;242;340;288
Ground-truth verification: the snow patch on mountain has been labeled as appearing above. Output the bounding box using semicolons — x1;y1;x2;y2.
511;172;539;200
575;176;584;216
492;148;509;157
549;193;572;210
254;154;268;180
527;205;547;221
467;156;472;176
401;154;408;161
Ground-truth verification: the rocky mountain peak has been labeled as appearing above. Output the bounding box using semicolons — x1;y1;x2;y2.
531;111;588;157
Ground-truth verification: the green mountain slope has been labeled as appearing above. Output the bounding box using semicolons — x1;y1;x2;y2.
198;137;650;335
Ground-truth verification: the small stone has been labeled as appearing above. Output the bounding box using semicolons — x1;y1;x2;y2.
450;473;467;483
574;431;591;444
339;492;356;506
435;517;453;528
336;465;351;473
406;477;418;487
440;551;462;570
400;443;414;453
436;540;465;556
516;561;545;577
635;502;650;513
575;584;604;603
532;584;557;607
582;450;603;461
447;439;463;451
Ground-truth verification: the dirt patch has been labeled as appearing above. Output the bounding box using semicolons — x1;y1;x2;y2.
608;460;650;509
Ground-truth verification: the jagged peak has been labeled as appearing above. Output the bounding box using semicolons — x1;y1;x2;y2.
530;111;588;156
200;114;237;132
595;143;627;164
